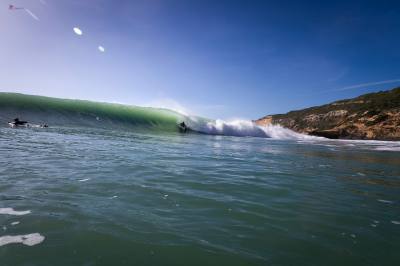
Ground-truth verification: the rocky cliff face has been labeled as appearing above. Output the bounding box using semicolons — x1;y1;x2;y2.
255;87;400;140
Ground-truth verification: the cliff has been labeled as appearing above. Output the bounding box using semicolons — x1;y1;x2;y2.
255;87;400;140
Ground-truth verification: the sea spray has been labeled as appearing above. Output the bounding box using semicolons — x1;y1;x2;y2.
186;118;321;140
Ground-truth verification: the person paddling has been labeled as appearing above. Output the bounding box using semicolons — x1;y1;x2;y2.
12;118;28;126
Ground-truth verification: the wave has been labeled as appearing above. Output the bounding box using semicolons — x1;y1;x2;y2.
185;118;320;140
0;93;184;131
0;93;316;140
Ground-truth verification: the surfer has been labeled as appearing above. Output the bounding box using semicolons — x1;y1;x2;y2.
178;121;188;133
9;118;28;127
8;118;49;128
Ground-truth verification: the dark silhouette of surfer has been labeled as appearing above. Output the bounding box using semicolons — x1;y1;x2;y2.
179;121;188;133
12;118;28;126
8;118;49;128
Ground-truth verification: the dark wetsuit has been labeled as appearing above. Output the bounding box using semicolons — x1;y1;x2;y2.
12;118;28;126
179;122;187;133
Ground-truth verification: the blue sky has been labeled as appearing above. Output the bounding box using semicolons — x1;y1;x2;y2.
1;0;400;119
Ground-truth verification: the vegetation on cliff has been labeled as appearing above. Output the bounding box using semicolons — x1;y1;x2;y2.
256;87;400;140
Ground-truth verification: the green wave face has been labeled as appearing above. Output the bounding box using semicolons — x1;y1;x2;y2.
0;93;185;131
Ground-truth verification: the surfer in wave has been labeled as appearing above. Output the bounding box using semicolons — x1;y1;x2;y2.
178;122;188;133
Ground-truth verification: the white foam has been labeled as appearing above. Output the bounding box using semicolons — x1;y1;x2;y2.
78;178;90;182
190;119;320;140
0;208;31;216
319;164;331;168
11;221;20;226
0;233;45;247
196;119;267;137
184;118;400;145
374;146;400;152
337;139;400;152
377;199;394;204
391;221;400;225
261;124;321;140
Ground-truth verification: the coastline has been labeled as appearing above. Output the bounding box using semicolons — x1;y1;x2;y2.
255;87;400;141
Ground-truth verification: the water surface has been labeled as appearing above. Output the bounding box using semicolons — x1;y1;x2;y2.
0;127;399;265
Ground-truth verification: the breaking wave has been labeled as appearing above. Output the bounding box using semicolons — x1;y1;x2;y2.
0;93;184;131
185;118;320;140
0;93;316;140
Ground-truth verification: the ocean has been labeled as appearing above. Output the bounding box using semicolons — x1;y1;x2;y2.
0;93;399;265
